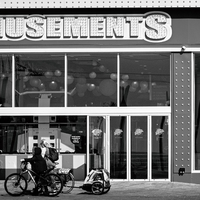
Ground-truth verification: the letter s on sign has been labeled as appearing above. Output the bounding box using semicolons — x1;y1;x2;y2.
26;16;45;39
144;12;172;43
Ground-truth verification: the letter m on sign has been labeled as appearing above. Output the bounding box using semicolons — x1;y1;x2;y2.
63;17;88;38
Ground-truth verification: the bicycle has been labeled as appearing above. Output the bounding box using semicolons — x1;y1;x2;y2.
4;160;63;197
54;167;75;193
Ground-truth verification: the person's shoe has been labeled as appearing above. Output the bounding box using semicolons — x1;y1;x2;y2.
31;188;39;196
42;191;49;196
31;191;39;196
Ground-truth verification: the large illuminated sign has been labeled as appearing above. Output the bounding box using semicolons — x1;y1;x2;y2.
0;12;172;43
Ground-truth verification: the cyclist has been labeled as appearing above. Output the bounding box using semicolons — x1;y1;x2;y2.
40;140;56;170
21;146;47;195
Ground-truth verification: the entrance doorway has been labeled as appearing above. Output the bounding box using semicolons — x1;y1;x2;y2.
88;115;170;181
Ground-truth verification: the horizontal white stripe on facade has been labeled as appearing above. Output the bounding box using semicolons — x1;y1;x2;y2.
0;0;200;9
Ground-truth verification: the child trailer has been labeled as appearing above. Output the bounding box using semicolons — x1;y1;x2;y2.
81;168;111;195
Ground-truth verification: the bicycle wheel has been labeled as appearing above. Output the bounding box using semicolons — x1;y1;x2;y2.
4;173;28;196
61;173;75;193
42;173;63;197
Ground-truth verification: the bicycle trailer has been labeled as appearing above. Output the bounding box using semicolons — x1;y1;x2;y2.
81;168;111;195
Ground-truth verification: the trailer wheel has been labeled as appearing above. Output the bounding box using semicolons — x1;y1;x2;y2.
91;181;104;195
103;186;110;194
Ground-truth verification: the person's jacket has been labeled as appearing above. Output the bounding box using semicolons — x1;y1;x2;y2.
25;147;47;174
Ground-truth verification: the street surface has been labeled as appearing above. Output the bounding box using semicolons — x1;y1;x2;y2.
0;181;200;200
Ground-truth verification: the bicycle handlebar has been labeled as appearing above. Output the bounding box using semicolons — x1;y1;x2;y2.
20;160;29;170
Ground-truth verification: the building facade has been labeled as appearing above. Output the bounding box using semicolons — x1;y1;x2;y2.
0;0;200;183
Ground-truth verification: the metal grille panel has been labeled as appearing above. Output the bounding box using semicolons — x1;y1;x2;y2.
0;0;200;9
173;53;192;174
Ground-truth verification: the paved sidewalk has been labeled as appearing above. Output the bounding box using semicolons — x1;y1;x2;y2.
0;180;200;199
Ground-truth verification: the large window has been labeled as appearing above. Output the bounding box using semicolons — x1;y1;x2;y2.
120;53;170;106
67;53;117;107
0;55;12;107
0;53;171;108
15;54;65;107
0;116;86;154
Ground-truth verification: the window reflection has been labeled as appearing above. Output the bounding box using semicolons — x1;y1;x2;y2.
11;53;171;107
0;55;12;107
89;116;106;170
120;53;170;106
67;54;117;107
151;116;168;179
110;116;127;179
131;116;147;179
15;54;64;107
0;116;86;154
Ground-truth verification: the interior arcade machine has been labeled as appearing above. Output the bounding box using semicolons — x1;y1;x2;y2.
16;91;86;180
19;93;75;153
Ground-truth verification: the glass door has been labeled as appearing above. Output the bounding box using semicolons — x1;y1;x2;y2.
110;116;127;179
88;115;170;181
88;116;107;171
151;115;169;180
131;116;148;180
130;115;170;181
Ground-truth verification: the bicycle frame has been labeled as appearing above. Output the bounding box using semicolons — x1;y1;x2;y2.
20;168;38;186
20;162;54;187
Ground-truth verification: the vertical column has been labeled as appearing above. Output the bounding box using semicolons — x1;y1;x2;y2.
172;53;192;182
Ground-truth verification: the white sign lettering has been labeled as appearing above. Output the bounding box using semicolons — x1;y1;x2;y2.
0;12;172;43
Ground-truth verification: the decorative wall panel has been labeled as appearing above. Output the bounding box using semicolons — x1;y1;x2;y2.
172;53;192;175
0;0;199;9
